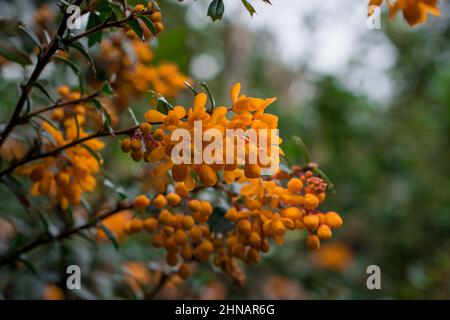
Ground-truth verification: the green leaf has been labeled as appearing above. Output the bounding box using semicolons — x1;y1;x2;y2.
1;175;30;210
208;0;225;22
52;55;80;75
101;81;114;96
200;82;216;110
97;222;119;250
91;98;114;134
150;91;174;115
241;0;257;16
184;82;198;97
103;177;127;201
86;12;103;47
127;107;139;126
138;15;157;36
110;2;125;20
127;19;144;40
0;39;32;65
30;81;55;103
292;135;311;164
69;42;96;76
19;25;41;49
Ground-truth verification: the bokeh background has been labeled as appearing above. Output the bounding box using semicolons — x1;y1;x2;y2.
0;0;449;299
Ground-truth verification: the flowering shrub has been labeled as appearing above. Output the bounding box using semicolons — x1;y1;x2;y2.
0;0;440;299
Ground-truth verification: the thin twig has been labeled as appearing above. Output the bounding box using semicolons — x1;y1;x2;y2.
0;203;132;266
19;91;101;122
0;125;139;178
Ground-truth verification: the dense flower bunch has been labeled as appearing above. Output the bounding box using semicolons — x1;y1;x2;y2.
98;35;188;109
369;0;441;25
121;83;281;189
15;87;104;209
117;84;342;283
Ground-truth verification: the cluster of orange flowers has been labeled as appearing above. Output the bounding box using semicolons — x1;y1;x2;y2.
95;3;187;109
117;84;342;283
121;83;281;190
369;0;440;26
15;87;104;209
98;36;188;109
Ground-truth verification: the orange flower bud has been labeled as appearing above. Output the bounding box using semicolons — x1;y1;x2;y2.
174;230;189;246
175;182;189;197
166;252;178;266
130;219;143;233
200;201;213;216
237;219;252;235
188;199;201;212
130;139;142;152
304;193;320;209
131;150;143;161
190;226;203;244
198;165;217;187
139;122;152;135
172;164;188;182
167;193;181;206
306;234;320;250
181;215;195;230
287;178;303;193
244;163;261;179
193;240;213;262
303;215;320;230
152;233;164;248
225;208;239;222
178;263;191;279
133;194;151;210
121;138;131;153
181;245;193;260
317;224;332;239
154;194;168;209
325;211;343;228
143;218;158;233
123;220;133;235
282;207;301;220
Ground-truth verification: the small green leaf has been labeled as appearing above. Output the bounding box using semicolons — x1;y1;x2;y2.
241;0;257;16
150;91;174;115
0;39;32;66
1;175;30;210
86;12;103;47
184;82;198;97
91;98;114;134
103;176;127;201
98;222;119;250
127;19;144;40
208;0;225;22
292;135;311;164
52;55;80;75
127;107;139;126
110;2;125;20
101;81;114;96
19;25;41;49
69;42;96;76
138;15;157;36
200;82;216;110
30;81;55;103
